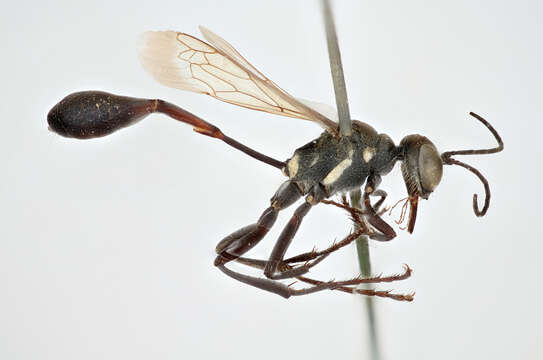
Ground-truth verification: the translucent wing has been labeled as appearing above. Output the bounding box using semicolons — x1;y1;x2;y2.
139;27;338;134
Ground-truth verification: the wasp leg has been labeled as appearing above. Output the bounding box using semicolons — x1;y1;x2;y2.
363;174;396;241
370;189;387;214
216;265;293;298
233;257;414;301
262;202;312;279
283;227;367;264
214;207;277;265
263;186;327;280
214;186;328;298
217;265;341;298
214;181;301;266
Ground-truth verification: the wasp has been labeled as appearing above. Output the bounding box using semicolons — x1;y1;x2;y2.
47;27;503;300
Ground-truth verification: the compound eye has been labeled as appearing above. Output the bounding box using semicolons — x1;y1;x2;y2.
418;143;443;193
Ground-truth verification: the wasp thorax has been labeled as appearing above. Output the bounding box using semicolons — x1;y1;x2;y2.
400;135;443;199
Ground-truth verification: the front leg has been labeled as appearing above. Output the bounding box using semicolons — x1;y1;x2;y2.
363;174;397;241
370;189;387;214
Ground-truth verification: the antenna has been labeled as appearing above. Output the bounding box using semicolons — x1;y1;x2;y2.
441;112;504;216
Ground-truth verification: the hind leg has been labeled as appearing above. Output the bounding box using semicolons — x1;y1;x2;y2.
262;185;327;279
214;180;301;266
215;185;331;297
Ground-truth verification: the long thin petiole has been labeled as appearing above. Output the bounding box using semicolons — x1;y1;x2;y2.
155;100;286;169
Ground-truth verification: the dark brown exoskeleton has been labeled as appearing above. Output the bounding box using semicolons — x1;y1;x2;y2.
47;28;503;300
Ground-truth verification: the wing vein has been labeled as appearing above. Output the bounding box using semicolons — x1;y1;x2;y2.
138;29;339;134
189;63;214;95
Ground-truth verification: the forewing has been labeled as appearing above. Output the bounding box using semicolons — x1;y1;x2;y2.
139;29;338;134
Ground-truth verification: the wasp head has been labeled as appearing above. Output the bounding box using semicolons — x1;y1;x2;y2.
398;134;443;233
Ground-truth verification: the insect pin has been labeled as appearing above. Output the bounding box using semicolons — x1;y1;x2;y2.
47;27;503;300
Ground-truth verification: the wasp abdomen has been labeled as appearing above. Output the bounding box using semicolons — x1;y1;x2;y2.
47;91;156;139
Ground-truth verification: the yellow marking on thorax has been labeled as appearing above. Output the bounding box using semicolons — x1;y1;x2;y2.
362;147;376;163
322;157;352;185
287;154;299;177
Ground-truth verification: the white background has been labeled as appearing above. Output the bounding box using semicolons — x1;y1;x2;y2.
1;1;541;359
